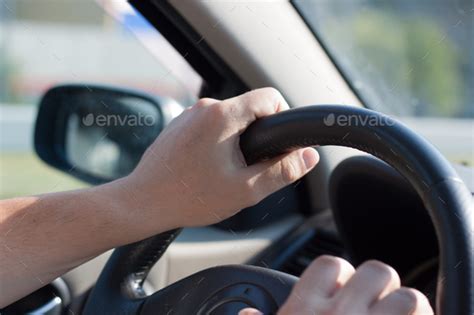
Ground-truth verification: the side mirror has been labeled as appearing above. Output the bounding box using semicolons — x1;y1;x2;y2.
34;84;184;184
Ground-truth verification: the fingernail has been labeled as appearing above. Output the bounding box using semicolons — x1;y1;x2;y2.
238;309;263;315
302;148;319;170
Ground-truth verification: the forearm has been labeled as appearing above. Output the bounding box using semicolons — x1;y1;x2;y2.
0;177;172;307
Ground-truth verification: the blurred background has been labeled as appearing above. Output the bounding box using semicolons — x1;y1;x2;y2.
1;0;473;199
295;0;473;166
0;0;200;198
297;0;474;118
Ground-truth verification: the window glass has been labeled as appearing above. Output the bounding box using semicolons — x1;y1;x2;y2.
294;0;473;164
0;0;202;198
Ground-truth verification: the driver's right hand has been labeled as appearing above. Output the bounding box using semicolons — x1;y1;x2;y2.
240;255;434;315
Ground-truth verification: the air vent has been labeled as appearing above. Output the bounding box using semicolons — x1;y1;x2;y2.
280;230;345;276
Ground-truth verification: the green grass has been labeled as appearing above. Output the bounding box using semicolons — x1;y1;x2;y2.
0;152;87;199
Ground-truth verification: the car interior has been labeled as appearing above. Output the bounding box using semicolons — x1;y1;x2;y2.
2;1;473;314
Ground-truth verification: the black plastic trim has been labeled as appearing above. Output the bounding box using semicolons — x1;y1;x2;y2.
129;0;248;99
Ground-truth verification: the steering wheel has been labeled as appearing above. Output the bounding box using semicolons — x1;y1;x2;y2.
83;105;473;315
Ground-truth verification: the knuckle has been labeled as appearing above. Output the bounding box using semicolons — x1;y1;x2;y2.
393;288;420;309
361;260;399;282
206;103;228;121
194;97;216;109
260;87;286;108
242;179;263;206
312;255;349;271
247;87;284;105
261;87;283;100
280;158;299;184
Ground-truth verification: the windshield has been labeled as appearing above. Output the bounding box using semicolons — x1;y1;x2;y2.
294;0;473;164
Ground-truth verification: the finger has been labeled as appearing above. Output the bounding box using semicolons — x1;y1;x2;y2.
238;308;263;315
241;87;290;116
297;255;356;299
224;87;290;129
370;287;434;315
278;256;355;314
333;260;401;312
240;147;319;203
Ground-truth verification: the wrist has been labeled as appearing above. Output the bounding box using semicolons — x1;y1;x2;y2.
97;174;178;246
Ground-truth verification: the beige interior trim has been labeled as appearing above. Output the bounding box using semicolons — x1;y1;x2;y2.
170;0;365;210
170;0;360;107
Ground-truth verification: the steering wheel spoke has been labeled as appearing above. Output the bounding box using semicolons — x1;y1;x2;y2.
141;265;296;314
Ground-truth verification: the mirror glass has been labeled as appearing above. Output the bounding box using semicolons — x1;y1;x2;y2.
63;89;163;181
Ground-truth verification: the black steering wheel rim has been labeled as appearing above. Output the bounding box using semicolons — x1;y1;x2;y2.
83;105;473;315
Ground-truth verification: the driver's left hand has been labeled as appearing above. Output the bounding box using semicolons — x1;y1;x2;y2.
124;88;319;235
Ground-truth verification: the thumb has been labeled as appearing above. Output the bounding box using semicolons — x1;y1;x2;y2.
240;147;319;203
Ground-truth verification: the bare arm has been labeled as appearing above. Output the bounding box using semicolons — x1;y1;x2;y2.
0;88;319;307
0;180;153;306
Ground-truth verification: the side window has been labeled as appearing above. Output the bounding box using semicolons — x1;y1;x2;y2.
0;0;202;198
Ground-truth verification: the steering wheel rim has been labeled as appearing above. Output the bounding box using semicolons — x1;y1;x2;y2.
83;105;473;315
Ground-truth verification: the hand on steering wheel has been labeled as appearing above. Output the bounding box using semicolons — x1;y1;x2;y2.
123;88;318;236
240;256;433;315
84;89;473;315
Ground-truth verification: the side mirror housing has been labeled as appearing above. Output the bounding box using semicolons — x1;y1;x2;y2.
34;84;184;184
